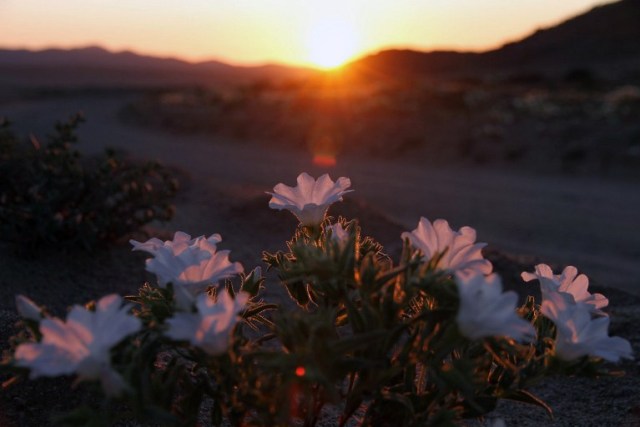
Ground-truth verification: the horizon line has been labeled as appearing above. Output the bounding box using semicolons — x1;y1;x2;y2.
0;40;515;71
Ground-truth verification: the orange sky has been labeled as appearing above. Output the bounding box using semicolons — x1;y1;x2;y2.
0;0;613;68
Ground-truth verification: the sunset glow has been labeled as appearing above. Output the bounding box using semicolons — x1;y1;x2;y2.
306;17;360;69
0;0;612;67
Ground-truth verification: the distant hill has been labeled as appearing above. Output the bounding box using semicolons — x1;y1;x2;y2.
0;46;318;89
1;0;639;89
346;0;640;81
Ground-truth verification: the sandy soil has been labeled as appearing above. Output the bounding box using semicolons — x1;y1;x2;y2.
1;94;639;426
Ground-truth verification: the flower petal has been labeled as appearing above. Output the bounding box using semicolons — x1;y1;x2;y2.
268;173;352;226
404;217;492;275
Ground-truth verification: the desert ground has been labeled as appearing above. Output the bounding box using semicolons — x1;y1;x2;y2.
1;92;640;426
5;93;640;295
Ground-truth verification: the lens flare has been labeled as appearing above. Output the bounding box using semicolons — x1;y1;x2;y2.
313;154;337;167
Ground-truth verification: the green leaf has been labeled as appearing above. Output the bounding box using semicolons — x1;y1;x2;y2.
284;280;311;307
242;303;279;320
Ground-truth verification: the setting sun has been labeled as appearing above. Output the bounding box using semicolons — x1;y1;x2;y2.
306;16;359;69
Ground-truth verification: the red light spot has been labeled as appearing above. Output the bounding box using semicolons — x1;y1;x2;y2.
313;154;337;167
295;366;306;377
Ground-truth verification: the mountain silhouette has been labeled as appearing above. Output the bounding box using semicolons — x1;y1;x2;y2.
0;45;316;88
1;0;638;87
346;0;640;81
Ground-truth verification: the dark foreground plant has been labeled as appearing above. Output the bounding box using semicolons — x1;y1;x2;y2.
0;115;178;251
2;173;633;427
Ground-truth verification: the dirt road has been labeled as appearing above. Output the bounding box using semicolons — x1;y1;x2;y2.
4;94;640;294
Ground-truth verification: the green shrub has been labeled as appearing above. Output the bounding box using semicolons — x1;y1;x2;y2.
0;114;178;251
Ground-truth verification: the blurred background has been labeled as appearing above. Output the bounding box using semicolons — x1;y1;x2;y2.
1;0;639;294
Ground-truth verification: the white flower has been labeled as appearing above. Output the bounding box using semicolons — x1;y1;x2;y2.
541;291;632;362
14;294;141;396
521;264;608;314
130;231;222;256
402;217;492;276
148;238;242;288
16;295;42;321
456;273;535;342
165;290;249;355
131;232;243;308
326;223;349;247
268;172;353;226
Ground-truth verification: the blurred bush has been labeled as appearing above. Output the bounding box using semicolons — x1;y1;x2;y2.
0;115;178;252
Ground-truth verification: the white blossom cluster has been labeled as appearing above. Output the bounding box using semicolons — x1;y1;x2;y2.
12;172;633;400
269;172;633;360
523;264;632;362
14;231;249;395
